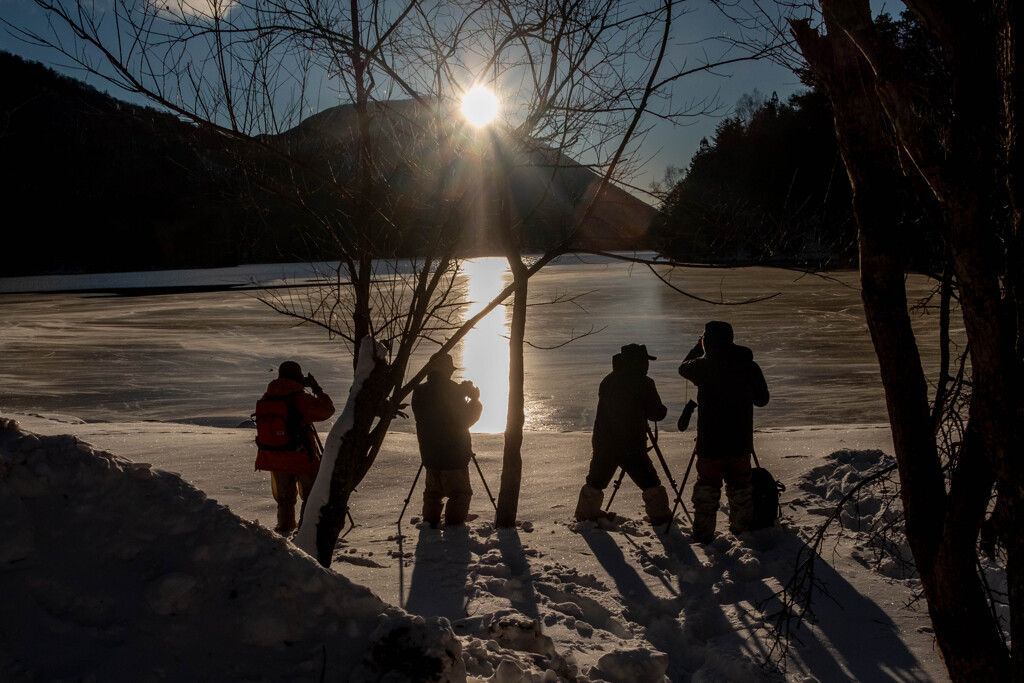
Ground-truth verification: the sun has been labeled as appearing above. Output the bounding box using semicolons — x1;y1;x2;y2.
461;86;500;127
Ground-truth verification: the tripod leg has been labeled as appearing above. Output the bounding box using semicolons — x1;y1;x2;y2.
340;509;358;539
653;443;681;499
397;463;424;526
648;426;688;531
605;468;627;512
471;454;498;511
669;447;698;523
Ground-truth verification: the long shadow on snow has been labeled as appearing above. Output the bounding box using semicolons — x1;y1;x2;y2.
404;525;473;620
656;525;934;682
581;528;690;680
496;528;541;619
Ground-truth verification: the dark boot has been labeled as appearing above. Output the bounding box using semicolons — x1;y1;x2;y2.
275;506;297;535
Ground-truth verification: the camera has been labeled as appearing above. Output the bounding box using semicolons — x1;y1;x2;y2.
303;373;321;392
678;399;698;432
461;380;480;400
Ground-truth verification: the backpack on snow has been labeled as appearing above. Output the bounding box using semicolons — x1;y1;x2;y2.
253;392;305;452
750;451;786;530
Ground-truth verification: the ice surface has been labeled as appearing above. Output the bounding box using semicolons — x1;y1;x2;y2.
0;261;956;430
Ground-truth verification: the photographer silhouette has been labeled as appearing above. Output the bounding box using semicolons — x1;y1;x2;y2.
678;321;769;543
254;361;334;534
411;352;483;528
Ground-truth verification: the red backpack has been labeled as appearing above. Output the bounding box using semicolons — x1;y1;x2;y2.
253;392;304;451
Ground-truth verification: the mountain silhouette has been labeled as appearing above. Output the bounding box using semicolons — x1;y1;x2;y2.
1;52;655;276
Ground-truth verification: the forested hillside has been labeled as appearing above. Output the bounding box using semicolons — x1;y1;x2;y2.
1;52;655;276
652;88;858;267
0;52;272;275
653;13;945;272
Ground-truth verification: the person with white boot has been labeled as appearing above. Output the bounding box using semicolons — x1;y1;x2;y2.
575;344;671;526
678;321;769;544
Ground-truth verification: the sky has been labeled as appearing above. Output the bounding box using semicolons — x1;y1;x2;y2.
0;0;809;202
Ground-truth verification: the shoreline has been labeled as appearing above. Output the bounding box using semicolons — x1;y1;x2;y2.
6;409;894;529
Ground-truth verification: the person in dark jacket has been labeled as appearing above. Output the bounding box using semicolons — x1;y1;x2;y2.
575;343;672;526
678;321;769;543
412;351;483;527
255;361;335;534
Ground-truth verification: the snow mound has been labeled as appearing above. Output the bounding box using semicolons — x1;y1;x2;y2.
593;647;668;682
797;448;915;579
0;418;491;682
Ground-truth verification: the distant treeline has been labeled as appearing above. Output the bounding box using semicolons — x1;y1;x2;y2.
652;88;858;267
652;12;945;271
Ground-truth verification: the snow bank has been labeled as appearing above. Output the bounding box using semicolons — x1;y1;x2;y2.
796;448;915;579
3;412;948;682
0;418;484;682
795;448;1008;646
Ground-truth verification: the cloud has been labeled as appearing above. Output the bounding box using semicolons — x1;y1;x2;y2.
151;0;236;22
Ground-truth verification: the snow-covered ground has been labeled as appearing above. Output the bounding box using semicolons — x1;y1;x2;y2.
3;412;948;682
1;261;959;681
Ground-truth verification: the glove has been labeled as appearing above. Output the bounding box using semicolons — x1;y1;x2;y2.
678;400;697;431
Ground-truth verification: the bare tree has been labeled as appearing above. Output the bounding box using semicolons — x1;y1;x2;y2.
16;0;783;557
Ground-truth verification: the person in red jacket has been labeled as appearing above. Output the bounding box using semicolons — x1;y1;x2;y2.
255;361;335;534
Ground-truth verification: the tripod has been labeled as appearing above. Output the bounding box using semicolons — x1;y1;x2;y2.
667;446;768;532
669;444;698;526
397;453;497;526
604;423;691;531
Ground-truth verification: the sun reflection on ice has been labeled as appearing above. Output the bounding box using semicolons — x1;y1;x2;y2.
458;257;511;434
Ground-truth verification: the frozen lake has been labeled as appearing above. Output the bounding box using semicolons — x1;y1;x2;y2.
0;257;953;432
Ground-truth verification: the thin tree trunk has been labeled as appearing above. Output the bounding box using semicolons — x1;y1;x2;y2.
487;135;528;529
496;273;527;528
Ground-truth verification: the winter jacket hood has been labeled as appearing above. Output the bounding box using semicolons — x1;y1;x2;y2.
679;343;768;458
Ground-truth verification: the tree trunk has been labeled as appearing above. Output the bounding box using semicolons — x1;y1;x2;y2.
995;3;1024;676
792;4;1012;678
879;1;1021;673
496;272;527;528
294;338;392;567
493;138;527;529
